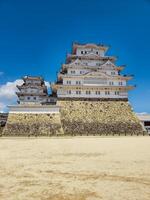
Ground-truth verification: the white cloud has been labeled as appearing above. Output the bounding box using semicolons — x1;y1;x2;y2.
0;79;50;112
44;81;50;88
0;79;23;112
136;112;149;115
0;102;5;113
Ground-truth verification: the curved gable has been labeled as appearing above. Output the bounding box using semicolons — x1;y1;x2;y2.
83;71;110;79
99;60;116;69
69;58;86;67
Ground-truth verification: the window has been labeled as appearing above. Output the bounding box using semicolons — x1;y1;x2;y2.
96;91;100;95
115;91;119;95
76;81;81;85
67;90;71;94
109;81;114;86
119;82;123;86
86;91;91;95
76;91;81;95
111;72;115;75
96;63;100;66
27;97;30;100
85;51;87;54
96;51;99;55
71;71;75;74
81;51;83;54
33;97;36;100
105;91;110;95
67;80;71;85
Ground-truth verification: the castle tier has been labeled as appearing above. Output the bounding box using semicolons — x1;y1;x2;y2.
51;43;134;100
16;76;56;105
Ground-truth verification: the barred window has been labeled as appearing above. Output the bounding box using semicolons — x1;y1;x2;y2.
67;90;71;94
105;91;110;95
96;91;100;95
76;81;81;85
115;91;119;95
109;81;114;85
111;72;115;75
76;91;81;94
86;91;91;95
67;80;71;84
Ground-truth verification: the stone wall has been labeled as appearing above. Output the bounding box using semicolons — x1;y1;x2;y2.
0;127;3;135
3;113;63;136
57;100;145;135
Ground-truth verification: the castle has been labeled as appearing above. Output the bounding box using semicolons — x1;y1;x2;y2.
2;43;145;136
51;43;133;100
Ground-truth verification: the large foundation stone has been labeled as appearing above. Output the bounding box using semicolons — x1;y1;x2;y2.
3;113;63;136
57;100;145;135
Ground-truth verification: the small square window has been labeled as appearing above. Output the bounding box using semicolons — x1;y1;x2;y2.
86;91;91;95
105;91;110;95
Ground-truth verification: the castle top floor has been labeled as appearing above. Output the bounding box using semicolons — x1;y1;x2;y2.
71;43;109;57
22;76;45;86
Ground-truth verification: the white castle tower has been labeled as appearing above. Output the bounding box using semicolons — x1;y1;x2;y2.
16;76;56;105
51;43;134;100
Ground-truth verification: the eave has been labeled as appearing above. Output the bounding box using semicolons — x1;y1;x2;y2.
58;74;133;81
66;54;117;63
51;84;134;91
16;92;48;97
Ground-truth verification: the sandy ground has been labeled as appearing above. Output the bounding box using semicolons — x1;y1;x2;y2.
0;137;150;200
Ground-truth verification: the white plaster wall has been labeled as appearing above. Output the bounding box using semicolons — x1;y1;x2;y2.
63;77;127;87
24;96;40;101
107;80;126;86
105;70;118;76
83;78;107;85
25;80;41;85
63;78;83;85
82;60;104;67
8;105;60;114
67;68;90;75
57;89;128;98
20;88;43;93
76;47;105;57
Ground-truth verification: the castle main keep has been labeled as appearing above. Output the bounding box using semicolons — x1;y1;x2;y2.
3;43;145;136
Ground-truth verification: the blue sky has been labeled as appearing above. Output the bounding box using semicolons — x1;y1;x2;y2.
0;0;150;113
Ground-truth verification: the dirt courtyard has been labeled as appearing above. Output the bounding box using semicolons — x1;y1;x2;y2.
0;137;150;200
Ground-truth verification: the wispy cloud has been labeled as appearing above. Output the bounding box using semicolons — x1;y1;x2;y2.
136;112;149;115
0;79;23;112
0;72;4;76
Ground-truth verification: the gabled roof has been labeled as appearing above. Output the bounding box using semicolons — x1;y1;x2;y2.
100;60;116;69
72;43;109;54
83;71;110;79
69;58;86;67
99;60;125;71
